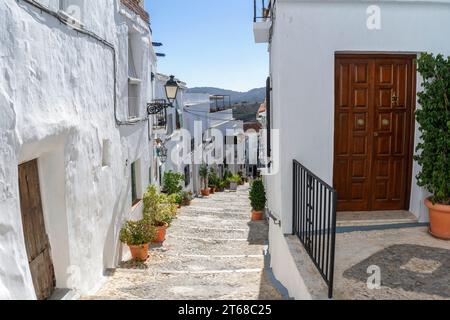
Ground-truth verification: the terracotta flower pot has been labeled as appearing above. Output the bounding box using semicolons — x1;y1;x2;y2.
177;204;181;209
201;189;210;197
209;187;215;194
128;244;149;261
425;198;450;240
251;210;264;221
154;223;169;243
183;200;191;206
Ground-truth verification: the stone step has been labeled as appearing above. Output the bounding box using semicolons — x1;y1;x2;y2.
178;211;252;221
174;214;252;227
144;253;265;272
168;224;268;241
88;270;283;300
159;237;268;256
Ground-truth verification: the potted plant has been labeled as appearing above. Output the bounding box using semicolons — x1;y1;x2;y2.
249;179;267;221
120;220;156;261
237;171;245;186
163;171;184;195
415;53;450;239
199;164;210;197
228;174;241;191
208;169;219;193
143;185;175;243
180;191;193;206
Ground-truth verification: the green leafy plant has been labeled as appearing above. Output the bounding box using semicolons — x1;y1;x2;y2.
119;220;156;246
208;169;220;188
223;169;232;180
199;164;209;189
228;174;242;183
143;185;175;227
415;53;450;205
249;179;267;211
179;191;193;205
163;171;184;195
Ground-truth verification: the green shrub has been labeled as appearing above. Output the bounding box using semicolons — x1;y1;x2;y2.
179;191;193;205
163;171;184;195
228;174;242;183
143;185;175;227
119;220;156;246
415;53;450;204
199;165;209;189
249;179;266;211
208;169;220;188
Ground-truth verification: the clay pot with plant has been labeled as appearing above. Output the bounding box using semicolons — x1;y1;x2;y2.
120;220;156;261
228;174;241;191
143;185;175;243
199;164;210;197
249;179;266;221
180;191;193;206
415;53;450;239
209;169;220;194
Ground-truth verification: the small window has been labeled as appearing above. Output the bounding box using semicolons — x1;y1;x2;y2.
59;0;84;24
184;165;190;187
128;83;140;119
131;161;140;206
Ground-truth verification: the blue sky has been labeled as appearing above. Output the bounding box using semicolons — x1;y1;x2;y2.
146;0;268;92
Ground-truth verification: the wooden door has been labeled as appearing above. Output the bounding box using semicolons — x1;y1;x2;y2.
334;54;415;211
18;160;56;300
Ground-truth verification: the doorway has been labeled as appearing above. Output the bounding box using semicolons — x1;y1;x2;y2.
18;159;56;300
333;53;416;212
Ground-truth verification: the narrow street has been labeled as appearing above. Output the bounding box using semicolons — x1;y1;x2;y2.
86;185;287;300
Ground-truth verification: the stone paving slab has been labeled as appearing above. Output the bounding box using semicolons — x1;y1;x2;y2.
334;227;450;300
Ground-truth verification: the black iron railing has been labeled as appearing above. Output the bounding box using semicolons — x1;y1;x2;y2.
253;0;272;22
292;160;337;299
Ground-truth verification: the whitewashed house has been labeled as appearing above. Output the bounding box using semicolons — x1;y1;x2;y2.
253;0;450;299
0;0;157;299
153;73;193;192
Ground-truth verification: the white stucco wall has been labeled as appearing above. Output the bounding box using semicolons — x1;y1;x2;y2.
268;0;450;232
0;0;156;299
262;0;450;299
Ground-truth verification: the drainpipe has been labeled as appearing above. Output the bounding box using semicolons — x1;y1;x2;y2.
19;0;148;126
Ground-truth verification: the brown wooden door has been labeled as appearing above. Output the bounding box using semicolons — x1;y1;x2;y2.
18;160;56;300
334;54;415;211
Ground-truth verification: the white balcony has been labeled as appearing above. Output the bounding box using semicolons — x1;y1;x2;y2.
253;20;271;43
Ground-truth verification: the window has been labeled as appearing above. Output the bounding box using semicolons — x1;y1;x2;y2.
128;34;141;119
184;165;190;187
59;0;84;25
131;161;140;206
128;82;140;119
166;113;174;135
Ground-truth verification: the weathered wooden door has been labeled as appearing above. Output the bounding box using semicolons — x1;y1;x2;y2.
334;54;415;211
18;160;56;300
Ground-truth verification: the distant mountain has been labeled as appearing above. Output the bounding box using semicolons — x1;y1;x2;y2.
187;87;265;104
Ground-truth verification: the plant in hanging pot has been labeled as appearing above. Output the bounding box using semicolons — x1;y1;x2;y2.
199;164;210;197
120;220;156;261
415;53;450;239
249;179;267;221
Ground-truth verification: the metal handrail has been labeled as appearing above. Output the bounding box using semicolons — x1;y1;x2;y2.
253;0;272;22
292;160;337;299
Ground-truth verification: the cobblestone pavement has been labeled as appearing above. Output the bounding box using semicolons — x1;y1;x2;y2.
85;185;286;300
335;227;450;300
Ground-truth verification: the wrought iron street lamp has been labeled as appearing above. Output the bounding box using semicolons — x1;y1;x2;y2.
164;75;179;105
